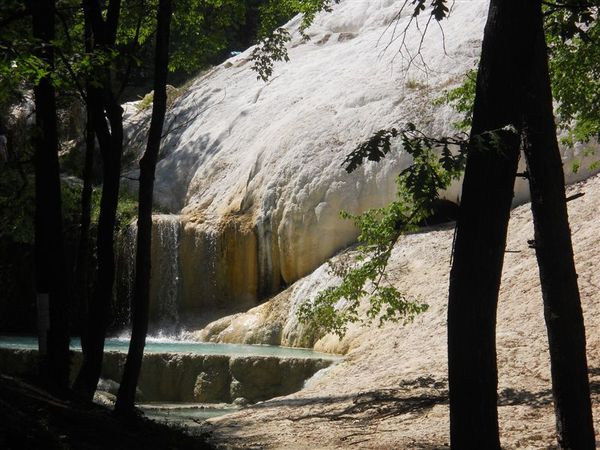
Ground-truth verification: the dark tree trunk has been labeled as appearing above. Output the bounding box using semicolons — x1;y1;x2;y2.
73;88;123;399
30;0;70;391
75;110;94;353
115;0;172;413
447;1;537;446
73;0;124;400
522;2;595;447
75;19;95;355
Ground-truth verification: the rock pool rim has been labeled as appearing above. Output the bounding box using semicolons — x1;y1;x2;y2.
0;335;343;360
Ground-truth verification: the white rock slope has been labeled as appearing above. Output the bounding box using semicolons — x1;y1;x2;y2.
200;171;600;450
124;0;598;317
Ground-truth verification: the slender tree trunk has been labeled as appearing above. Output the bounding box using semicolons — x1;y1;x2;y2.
73;0;124;400
115;0;172;413
30;0;70;391
75;110;94;354
447;1;537;446
522;2;595;447
73;90;123;399
76;18;95;354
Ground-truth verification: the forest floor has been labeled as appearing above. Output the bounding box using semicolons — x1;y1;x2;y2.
200;173;600;449
0;374;211;450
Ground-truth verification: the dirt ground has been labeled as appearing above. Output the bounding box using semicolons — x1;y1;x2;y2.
200;173;600;449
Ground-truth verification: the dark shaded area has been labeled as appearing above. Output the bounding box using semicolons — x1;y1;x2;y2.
0;241;36;332
498;367;600;408
0;374;212;450
420;199;459;226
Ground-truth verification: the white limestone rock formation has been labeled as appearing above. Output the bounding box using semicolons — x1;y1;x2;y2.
123;0;598;322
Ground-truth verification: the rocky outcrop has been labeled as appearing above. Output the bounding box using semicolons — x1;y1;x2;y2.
122;0;599;329
192;253;370;355
120;0;479;316
193;262;347;352
0;348;334;403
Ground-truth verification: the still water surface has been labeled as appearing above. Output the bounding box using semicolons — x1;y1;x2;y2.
1;335;338;425
0;335;339;359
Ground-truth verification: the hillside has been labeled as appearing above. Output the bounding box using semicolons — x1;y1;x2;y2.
121;0;598;330
117;1;600;446
199;173;600;449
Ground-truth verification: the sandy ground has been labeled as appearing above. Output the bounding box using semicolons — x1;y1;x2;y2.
200;172;600;449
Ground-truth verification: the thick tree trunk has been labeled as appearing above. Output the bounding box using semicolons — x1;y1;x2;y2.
30;0;70;391
522;2;595;447
447;1;536;446
115;0;172;414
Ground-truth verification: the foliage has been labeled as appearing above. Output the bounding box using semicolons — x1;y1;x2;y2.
0;166;138;248
252;0;336;80
298;124;467;338
252;0;452;80
546;2;600;144
252;27;291;81
0;2;35;113
298;117;518;338
296;184;427;338
344;124;468;188
90;189;139;236
168;0;247;74
434;69;477;131
404;0;449;20
437;4;600;142
0;0;291;113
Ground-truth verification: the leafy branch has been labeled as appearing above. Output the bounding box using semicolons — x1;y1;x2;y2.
297;120;521;339
298;124;468;339
251;0;337;81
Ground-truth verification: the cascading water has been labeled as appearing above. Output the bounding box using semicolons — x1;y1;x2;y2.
114;223;138;329
152;214;183;333
193;225;219;307
118;215;184;335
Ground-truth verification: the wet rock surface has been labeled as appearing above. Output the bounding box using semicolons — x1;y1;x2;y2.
0;348;335;404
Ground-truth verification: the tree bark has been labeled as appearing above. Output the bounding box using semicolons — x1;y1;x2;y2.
115;0;172;414
75;18;95;355
447;1;536;446
30;0;70;391
73;0;124;400
73;87;123;399
522;2;595;447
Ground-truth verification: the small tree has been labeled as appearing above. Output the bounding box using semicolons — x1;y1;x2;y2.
73;0;126;400
29;0;71;392
115;0;173;414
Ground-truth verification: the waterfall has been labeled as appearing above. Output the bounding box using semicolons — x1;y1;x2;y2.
256;217;280;297
152;214;183;333
114;223;137;329
202;226;219;307
117;215;183;335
